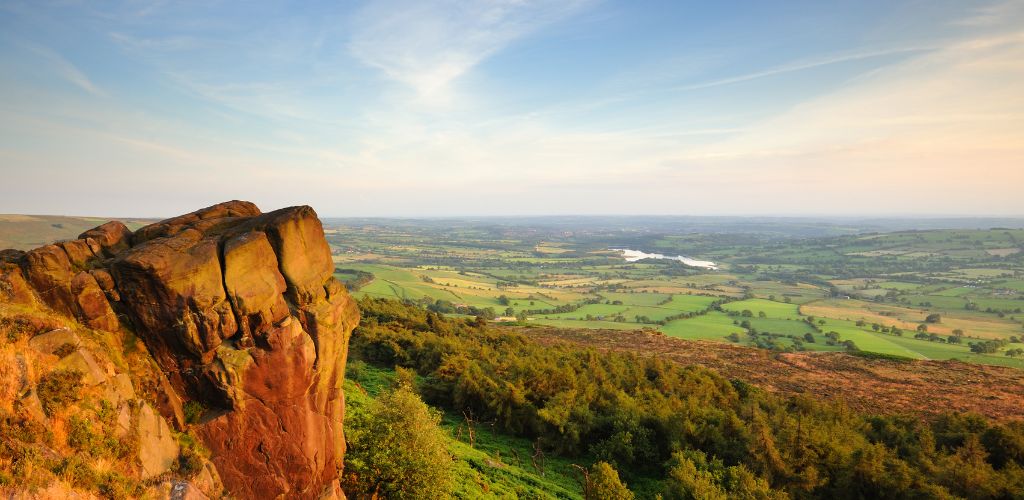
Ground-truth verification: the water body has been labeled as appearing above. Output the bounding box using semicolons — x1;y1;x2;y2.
613;248;718;270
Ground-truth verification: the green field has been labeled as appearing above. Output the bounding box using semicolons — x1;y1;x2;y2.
661;312;747;341
722;299;801;319
320;220;1024;369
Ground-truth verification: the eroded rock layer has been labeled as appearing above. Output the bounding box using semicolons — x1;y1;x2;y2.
0;201;358;499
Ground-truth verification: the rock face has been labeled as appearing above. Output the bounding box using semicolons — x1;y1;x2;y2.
0;201;358;499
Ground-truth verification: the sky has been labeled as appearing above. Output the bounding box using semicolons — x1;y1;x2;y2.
0;0;1022;217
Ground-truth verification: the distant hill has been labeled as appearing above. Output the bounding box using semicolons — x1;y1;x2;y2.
0;214;153;250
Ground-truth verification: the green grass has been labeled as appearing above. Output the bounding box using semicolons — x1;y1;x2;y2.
600;291;671;306
531;318;641;330
661;294;719;312
544;304;630;320
721;299;800;319
747;318;815;336
876;282;925;290
820;320;927;359
933;286;975;297
660;312;747;341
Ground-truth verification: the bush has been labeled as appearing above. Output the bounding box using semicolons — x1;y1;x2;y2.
67;415;133;459
343;386;453;499
99;471;143;500
52;455;100;489
174;431;210;478
175;447;205;478
36;369;83;416
587;462;634;500
183;401;207;425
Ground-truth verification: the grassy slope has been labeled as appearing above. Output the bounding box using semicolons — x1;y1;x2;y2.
345;364;589;499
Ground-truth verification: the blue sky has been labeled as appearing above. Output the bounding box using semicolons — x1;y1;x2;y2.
1;0;1022;217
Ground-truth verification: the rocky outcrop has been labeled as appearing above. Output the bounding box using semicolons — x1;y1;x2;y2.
0;201;358;499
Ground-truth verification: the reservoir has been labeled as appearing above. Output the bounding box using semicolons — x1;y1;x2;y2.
613;248;718;270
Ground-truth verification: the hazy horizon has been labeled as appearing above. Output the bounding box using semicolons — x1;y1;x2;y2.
5;208;1024;222
2;1;1023;216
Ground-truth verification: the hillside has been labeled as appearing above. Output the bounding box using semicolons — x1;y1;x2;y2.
516;326;1024;421
0;215;152;251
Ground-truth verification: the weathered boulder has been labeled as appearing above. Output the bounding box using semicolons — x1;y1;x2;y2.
3;200;357;499
56;349;107;386
11;244;119;329
137;402;181;479
20;244;76;316
112;230;237;360
222;231;289;341
17;389;47;424
131;200;260;245
0;263;35;305
79;221;132;257
58;239;99;270
103;373;136;406
70;271;119;331
88;268;119;301
28;328;81;355
146;480;211;500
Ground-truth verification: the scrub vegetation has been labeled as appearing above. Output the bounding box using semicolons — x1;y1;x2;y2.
344;297;1024;499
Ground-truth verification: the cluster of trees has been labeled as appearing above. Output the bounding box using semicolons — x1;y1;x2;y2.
333;268;374;290
351;297;1024;498
417;297;497;319
969;339;1011;354
524;297;604;315
858;320;905;337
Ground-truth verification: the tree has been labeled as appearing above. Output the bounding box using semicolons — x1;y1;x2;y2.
498;295;510;306
916;324;928;333
925;313;942;323
586;462;634;500
343;387;454;499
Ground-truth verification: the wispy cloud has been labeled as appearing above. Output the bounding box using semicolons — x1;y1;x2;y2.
954;0;1024;27
21;43;104;96
348;0;590;101
669;46;933;92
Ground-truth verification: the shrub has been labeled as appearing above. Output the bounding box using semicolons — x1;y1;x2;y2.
587;462;634;500
343;387;453;499
67;415;132;459
175;447;205;478
52;455;100;489
99;471;142;500
36;369;84;416
174;431;210;478
183;401;207;425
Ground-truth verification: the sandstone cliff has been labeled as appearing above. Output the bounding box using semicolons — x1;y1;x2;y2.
0;201;358;499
